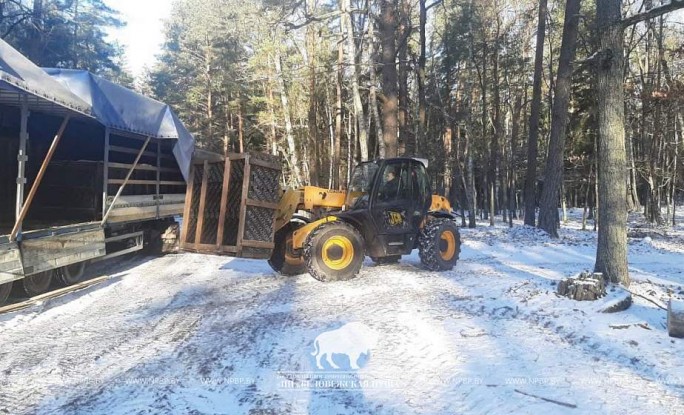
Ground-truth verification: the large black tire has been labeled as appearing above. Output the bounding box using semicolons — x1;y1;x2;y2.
268;222;307;276
419;218;461;271
0;281;12;305
56;261;87;286
304;222;365;282
23;270;54;296
371;255;401;265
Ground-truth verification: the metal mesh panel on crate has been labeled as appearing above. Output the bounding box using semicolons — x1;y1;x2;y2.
200;162;224;245
222;159;244;246
244;206;275;242
248;166;280;203
184;164;203;243
241;247;272;259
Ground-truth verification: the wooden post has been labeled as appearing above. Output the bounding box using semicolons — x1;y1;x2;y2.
236;155;251;256
216;157;232;248
194;160;210;245
15;95;29;235
180;163;196;248
10;115;71;241
102;127;110;219
101;136;151;225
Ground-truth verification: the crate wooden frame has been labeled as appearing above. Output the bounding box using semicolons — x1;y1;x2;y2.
180;152;281;258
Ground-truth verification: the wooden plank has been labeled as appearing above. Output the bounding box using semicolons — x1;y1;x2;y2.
108;193;186;207
109;145;159;159
180;164;195;248
246;199;279;210
249;157;281;171
101;136;151;225
0;274;111;315
105;203;184;223
0;242;23;285
108;179;185;186
194;161;210;245
219;245;238;254
241;240;275;249
10;115;71;241
236;155;251;256
228;153;249;161
216;157;232;248
20;228;106;276
107;162;177;173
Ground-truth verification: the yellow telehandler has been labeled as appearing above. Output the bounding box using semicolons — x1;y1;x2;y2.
181;154;460;281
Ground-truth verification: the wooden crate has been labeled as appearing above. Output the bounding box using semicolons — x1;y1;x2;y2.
180;152;281;259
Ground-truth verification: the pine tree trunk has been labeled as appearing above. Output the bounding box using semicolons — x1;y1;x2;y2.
523;0;548;226
538;0;581;237
274;51;303;187
417;0;427;154
341;0;369;162
335;42;344;188
594;0;629;286
398;0;412;155
380;0;399;158
369;22;384;158
307;0;319;185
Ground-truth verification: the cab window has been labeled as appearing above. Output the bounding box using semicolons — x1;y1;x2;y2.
375;161;411;204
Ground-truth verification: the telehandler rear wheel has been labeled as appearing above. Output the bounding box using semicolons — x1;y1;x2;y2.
269;222;307;276
419;218;461;271
304;222;364;282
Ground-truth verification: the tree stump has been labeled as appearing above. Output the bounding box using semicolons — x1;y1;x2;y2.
557;272;606;301
161;223;180;254
668;300;684;339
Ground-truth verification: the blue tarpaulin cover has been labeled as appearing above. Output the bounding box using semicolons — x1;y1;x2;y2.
0;39;91;115
45;68;194;181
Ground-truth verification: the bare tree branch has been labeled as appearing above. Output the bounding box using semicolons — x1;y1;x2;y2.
621;0;684;28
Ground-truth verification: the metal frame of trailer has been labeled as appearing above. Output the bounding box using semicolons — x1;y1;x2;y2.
0;40;192;299
0;105;187;288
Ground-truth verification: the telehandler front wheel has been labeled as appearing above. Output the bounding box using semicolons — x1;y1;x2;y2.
304;222;364;282
419;218;461;271
268;222;307;276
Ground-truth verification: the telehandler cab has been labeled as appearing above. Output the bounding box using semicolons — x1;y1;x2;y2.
268;157;461;281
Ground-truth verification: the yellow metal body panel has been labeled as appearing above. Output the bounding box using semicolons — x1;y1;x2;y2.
274;188;303;231
430;195;452;213
303;186;346;210
292;216;338;250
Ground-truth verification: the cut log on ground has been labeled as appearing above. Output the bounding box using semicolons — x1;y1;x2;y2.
668;300;684;339
557;272;606;301
598;285;632;313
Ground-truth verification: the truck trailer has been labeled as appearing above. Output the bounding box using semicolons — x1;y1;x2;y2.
0;39;194;305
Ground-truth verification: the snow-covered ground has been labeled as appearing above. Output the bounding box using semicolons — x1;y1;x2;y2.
1;209;683;414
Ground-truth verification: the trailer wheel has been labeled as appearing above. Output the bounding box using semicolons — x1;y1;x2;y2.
0;281;12;305
57;261;87;286
304;222;364;282
23;270;54;296
419;218;461;271
268;222;307;276
371;255;401;265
